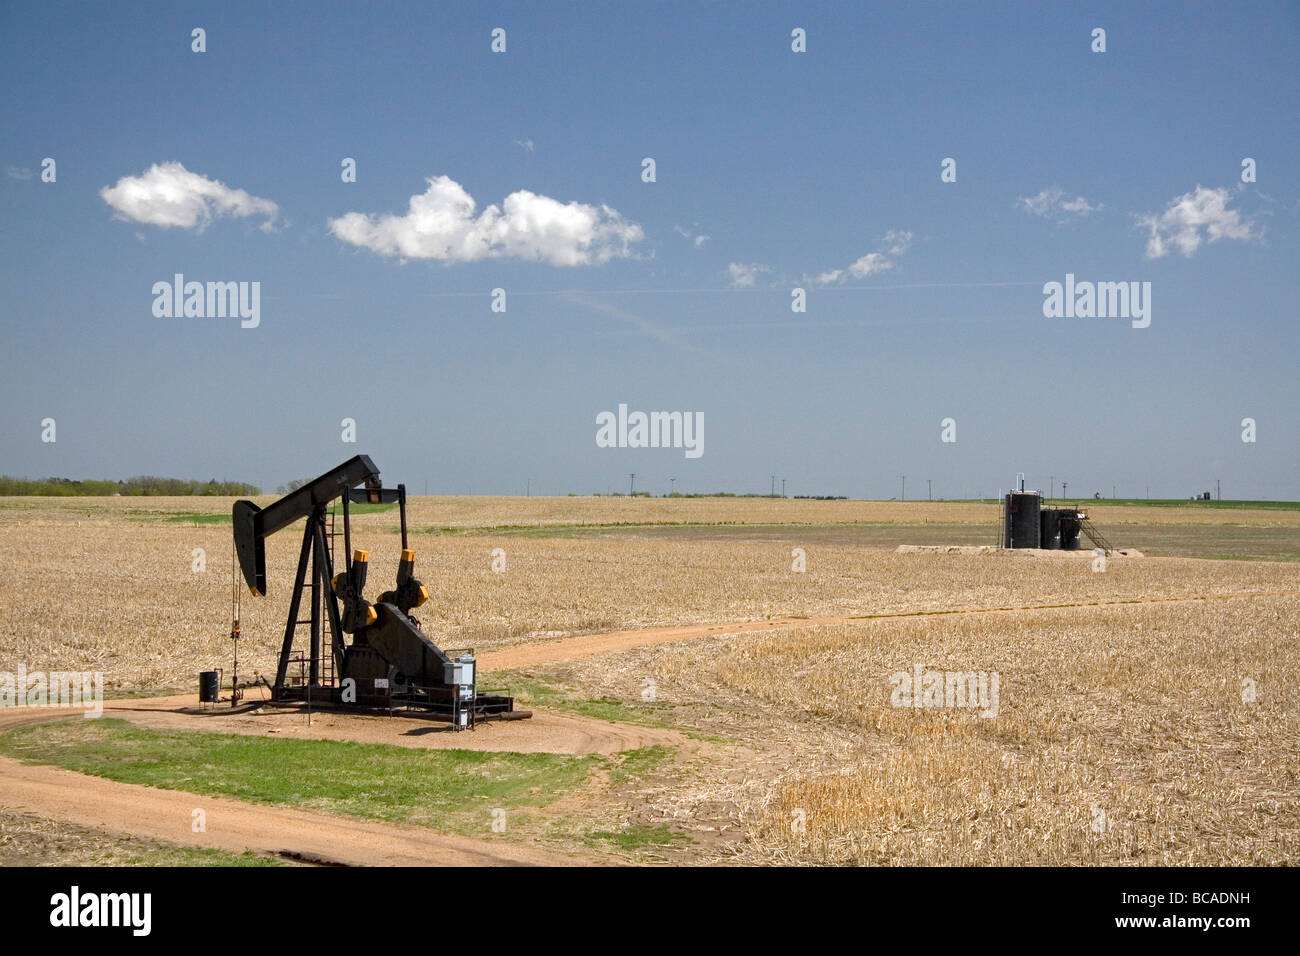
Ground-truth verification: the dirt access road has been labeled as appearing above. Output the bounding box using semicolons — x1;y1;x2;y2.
476;588;1287;671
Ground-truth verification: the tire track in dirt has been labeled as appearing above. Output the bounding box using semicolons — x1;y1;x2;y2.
477;590;1296;671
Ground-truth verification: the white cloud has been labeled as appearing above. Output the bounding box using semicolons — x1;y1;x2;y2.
810;231;912;285
328;175;643;266
7;166;34;181
1017;187;1099;220
100;161;280;231
727;262;770;288
849;252;893;276
674;224;710;248
515;138;535;153
1137;185;1257;259
882;230;913;255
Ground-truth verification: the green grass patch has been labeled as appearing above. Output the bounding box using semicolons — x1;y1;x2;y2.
506;678;678;728
122;501;394;526
415;519;1002;538
343;502;396;515
413;520;747;537
609;746;675;784
123;508;230;525
504;676;725;743
167;512;229;524
0;718;597;836
1048;498;1300;510
585;823;692;852
121;846;281;866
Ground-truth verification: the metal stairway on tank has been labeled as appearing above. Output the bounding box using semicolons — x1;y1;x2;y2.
1079;516;1114;553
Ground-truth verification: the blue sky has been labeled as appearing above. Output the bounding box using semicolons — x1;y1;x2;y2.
2;1;1297;498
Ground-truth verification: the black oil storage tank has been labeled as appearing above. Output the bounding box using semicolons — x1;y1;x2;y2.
1058;511;1082;550
1039;509;1062;549
1003;492;1041;548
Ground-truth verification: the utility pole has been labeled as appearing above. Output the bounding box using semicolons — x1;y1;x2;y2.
928;479;932;501
526;477;530;497
629;473;636;496
1112;484;1116;500
771;475;776;497
1062;481;1068;499
781;478;786;498
900;475;906;501
1216;479;1221;501
669;477;676;496
1049;476;1054;499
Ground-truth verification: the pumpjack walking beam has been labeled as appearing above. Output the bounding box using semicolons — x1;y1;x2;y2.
233;455;382;597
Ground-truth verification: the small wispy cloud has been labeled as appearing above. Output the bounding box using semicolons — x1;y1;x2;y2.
6;166;34;181
674;224;711;248
515;138;535;153
882;230;912;256
328;175;643;266
1137;185;1257;259
809;230;912;285
1017;186;1099;220
100;161;280;232
727;262;770;288
561;292;698;352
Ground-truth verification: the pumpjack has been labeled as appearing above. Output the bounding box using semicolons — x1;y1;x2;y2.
232;455;525;725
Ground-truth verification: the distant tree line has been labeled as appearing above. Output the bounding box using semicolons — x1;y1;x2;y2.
0;476;261;496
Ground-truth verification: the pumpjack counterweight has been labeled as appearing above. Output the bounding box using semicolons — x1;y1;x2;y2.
232;456;526;726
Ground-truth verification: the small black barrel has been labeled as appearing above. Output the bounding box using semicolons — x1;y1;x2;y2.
199;670;220;703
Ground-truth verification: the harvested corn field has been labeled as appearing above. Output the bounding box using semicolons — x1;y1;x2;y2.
0;496;1296;867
